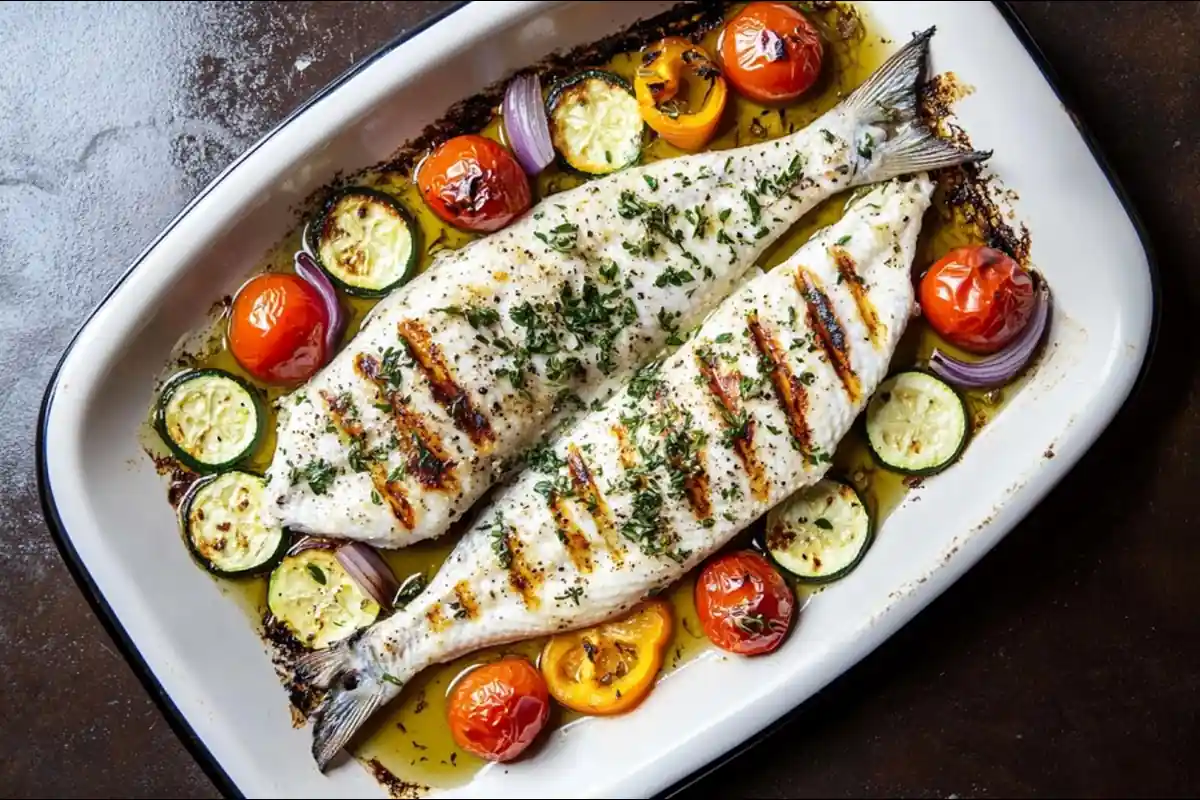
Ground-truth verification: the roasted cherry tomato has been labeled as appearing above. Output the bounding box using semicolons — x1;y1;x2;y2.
417;134;532;233
696;550;794;656
447;656;550;762
634;38;728;152
541;600;672;715
718;2;824;105
919;245;1036;354
228;273;327;385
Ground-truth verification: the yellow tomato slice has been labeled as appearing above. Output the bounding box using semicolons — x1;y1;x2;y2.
634;38;728;152
541;599;673;715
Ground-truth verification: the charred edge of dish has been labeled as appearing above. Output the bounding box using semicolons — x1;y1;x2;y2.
919;73;1031;266
260;613;324;716
831;246;883;348
452;580;481;620
548;495;594;573
367;758;428;800
696;349;769;500
746;312;813;455
355;353;459;492
567;444;625;564
396;320;495;451
504;530;542;609
797;270;861;403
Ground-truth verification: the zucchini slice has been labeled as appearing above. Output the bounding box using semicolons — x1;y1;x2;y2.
547;70;643;175
156;369;263;473
866;370;968;475
310;186;420;297
766;479;873;584
182;471;287;577
268;549;381;650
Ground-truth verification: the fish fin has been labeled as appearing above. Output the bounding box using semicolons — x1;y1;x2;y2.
294;643;352;690
872;127;990;180
847;27;991;177
311;675;388;771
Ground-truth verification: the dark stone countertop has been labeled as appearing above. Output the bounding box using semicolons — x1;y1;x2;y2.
2;2;1196;797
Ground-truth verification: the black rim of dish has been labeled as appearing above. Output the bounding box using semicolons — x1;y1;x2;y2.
34;3;1161;798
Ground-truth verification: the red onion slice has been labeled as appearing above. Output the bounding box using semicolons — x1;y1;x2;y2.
502;73;554;176
336;542;400;611
294;250;346;360
287;535;339;556
929;281;1051;390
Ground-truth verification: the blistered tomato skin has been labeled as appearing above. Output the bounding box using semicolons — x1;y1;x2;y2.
696;550;795;656
447;657;550;762
418;134;533;233
228;273;327;385
919;245;1036;354
718;2;825;105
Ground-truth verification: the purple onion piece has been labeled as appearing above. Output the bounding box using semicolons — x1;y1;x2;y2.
502;73;554;176
336;542;400;611
929;282;1051;390
288;535;339;557
294;250;346;359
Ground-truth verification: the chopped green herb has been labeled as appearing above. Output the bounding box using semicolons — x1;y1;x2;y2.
644;174;659;191
434;303;501;329
290;459;337;496
741;190;762;225
307;563;327;585
715;332;734;344
814;517;834;530
836;234;852;246
555;586;585;606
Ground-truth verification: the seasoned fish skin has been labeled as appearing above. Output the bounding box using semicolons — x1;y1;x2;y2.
303;174;936;768
266;29;983;549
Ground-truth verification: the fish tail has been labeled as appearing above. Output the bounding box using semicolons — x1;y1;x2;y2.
846;27;991;179
296;642;392;771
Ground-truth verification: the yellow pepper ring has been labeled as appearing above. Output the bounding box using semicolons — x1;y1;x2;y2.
541;599;673;715
634;37;728;152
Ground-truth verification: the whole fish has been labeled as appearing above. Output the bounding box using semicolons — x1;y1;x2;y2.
266;28;985;550
299;162;977;768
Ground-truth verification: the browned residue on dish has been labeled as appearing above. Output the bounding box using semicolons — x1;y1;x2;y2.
921;72;1031;266
368;757;428;800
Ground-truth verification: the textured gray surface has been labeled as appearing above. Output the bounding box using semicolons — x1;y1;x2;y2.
3;2;1197;798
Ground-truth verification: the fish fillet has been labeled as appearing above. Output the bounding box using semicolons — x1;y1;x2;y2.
299;169;954;768
266;29;985;549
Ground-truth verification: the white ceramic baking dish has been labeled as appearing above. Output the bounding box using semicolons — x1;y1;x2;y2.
38;1;1156;797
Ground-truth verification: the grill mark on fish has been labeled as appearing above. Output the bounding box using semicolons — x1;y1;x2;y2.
654;396;713;523
612;425;637;470
674;441;712;522
746;313;813;456
832;246;884;349
548;494;594;573
696;349;769;501
566;444;625;565
396;319;496;451
320;390;416;529
425;603;449;633
504;528;542;609
355;354;458;492
797;269;862;402
452;580;480;620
